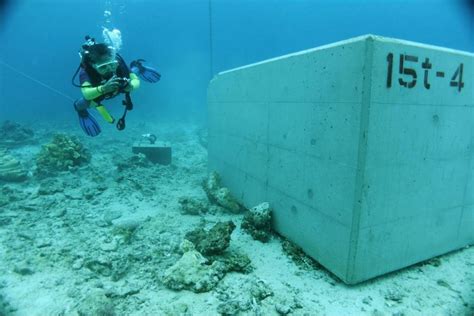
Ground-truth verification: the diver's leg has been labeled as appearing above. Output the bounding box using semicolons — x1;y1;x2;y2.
73;98;101;137
73;97;91;111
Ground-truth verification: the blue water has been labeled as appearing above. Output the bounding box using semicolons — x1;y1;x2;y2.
0;0;472;123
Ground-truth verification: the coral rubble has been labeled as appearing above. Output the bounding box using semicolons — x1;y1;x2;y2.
163;221;252;293
0;293;15;316
184;221;235;256
203;171;242;213
0;148;27;182
241;202;273;242
178;197;209;215
281;238;321;270
162;240;227;293
0;120;34;147
0;186;25;207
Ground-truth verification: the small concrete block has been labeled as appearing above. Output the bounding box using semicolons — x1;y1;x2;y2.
132;141;171;165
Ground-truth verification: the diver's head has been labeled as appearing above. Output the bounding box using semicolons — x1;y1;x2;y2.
83;43;118;77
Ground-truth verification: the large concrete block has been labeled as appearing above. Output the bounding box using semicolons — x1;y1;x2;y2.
207;35;474;284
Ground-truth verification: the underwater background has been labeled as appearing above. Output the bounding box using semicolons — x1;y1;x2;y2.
0;0;473;315
1;0;473;123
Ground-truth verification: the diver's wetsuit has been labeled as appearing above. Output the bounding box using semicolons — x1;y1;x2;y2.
75;55;140;123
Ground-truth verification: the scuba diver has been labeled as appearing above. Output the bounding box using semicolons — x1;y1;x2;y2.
72;36;161;137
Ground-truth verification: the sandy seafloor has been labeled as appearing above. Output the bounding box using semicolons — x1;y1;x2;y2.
0;119;473;316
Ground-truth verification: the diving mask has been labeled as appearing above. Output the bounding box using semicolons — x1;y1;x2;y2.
94;60;118;72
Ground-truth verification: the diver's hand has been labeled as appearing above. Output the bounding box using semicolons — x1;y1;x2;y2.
123;79;133;92
100;76;121;94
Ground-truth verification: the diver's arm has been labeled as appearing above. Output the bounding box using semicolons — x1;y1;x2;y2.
81;81;103;100
81;78;121;100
